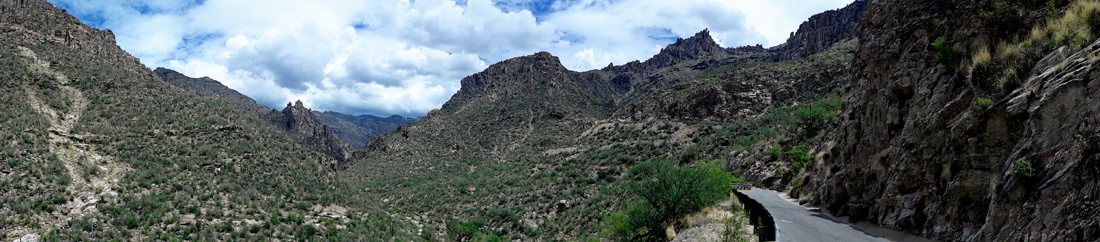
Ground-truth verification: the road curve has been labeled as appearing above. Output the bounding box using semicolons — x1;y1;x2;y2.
740;188;890;242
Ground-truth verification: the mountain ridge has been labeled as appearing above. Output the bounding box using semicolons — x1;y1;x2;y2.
14;0;1100;241
1;1;415;240
155;67;417;161
343;1;870;240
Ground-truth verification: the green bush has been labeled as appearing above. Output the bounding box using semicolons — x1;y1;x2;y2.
605;161;734;241
980;1;1023;38
973;97;992;110
932;37;960;66
446;219;483;241
787;149;811;173
1010;158;1036;177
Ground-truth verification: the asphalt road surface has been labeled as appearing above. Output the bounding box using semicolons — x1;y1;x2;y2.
740;188;893;242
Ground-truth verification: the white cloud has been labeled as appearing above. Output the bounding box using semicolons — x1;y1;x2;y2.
542;0;767;70
725;0;855;47
48;0;855;117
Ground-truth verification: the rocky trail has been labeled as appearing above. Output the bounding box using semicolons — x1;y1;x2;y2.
11;46;129;241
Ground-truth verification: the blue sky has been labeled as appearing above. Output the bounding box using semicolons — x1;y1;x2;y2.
47;0;855;117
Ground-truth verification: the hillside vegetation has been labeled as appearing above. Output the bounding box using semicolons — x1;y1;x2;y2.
22;0;1100;241
343;9;861;239
0;1;412;240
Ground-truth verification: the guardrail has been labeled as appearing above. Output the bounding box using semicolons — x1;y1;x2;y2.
732;183;753;190
731;185;777;241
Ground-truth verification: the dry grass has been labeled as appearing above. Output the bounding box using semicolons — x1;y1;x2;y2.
1028;0;1100;50
971;44;993;68
966;0;1100;88
996;41;1021;61
680;207;736;228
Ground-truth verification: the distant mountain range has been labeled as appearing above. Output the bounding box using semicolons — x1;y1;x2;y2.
314;111;419;149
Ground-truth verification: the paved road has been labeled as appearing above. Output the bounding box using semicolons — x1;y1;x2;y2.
740;188;891;242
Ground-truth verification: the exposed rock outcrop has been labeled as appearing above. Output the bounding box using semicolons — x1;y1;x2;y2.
281;100;352;168
614;39;855;122
636;29;728;70
772;0;866;61
789;1;1100;241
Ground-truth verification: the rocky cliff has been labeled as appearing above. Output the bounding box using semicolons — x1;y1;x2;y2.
601;30;773;104
355;30;766;160
280;100;352;167
789;0;1100;241
771;0;866;61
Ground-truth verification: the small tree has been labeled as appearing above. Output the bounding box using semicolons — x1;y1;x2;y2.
605;161;734;241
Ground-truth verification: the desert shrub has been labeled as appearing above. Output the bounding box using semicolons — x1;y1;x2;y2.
447;219;485;242
973;97;992;110
932;37;960;66
787;149;811;173
1010;158;1037;177
980;1;1023;38
604;161;734;241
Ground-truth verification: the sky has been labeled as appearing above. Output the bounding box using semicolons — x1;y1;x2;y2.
48;0;855;118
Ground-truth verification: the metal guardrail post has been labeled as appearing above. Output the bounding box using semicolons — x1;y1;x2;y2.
732;187;778;242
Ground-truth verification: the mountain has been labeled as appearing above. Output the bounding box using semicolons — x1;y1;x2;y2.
344;2;867;240
0;0;412;241
770;0;865;61
153;67;272;115
12;0;1099;240
155;68;354;167
278;100;352;167
314;111;419;149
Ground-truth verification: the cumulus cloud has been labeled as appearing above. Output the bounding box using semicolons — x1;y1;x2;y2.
726;0;854;46
48;0;854;117
542;0;768;70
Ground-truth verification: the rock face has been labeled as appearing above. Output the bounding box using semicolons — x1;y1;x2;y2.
772;0;866;61
281;100;352;167
611;1;866;123
0;0;157;84
614;39;855;122
601;30;773;105
637;29;728;70
355;51;621;158
789;0;1100;241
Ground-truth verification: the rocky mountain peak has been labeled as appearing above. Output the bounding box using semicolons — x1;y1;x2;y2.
771;0;865;61
639;29;725;69
281;100;352;166
446;51;575;112
283;99;314;129
670;29;722;55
